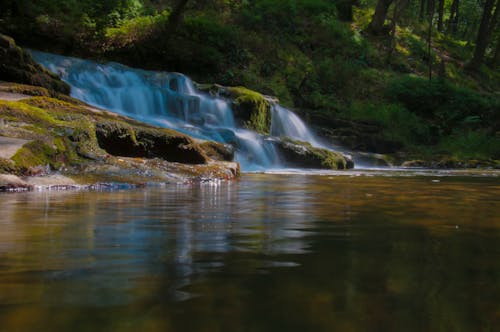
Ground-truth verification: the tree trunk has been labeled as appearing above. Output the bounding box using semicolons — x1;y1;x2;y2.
387;0;409;64
165;0;190;34
447;0;459;35
467;0;497;71
428;0;435;81
368;0;394;35
487;1;500;36
437;0;445;31
426;0;434;16
487;3;500;66
492;34;500;67
420;0;426;20
337;0;354;21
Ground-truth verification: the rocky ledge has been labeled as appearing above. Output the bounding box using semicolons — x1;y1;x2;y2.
0;83;239;192
272;137;354;169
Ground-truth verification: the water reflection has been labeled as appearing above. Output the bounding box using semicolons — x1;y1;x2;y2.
0;173;499;331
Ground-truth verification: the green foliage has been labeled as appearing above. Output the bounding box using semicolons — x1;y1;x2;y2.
387;76;500;136
240;0;336;34
105;10;169;48
438;130;500;159
345;102;430;146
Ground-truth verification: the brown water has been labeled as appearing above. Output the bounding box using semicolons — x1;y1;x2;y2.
0;171;499;332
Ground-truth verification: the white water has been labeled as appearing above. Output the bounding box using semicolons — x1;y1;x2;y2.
31;51;329;171
271;104;323;147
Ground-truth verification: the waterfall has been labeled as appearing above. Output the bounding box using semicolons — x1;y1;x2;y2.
271;104;324;146
30;51;328;171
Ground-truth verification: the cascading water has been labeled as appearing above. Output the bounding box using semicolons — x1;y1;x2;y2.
271;104;323;147
31;50;333;171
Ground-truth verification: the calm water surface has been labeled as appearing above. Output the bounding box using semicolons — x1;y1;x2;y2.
0;171;499;332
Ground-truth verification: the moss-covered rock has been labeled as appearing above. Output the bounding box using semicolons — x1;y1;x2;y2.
95;121;210;164
0;34;70;94
0;90;238;183
11;140;60;174
274;137;354;170
195;83;278;135
225;87;272;135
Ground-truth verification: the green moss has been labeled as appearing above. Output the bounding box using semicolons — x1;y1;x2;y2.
1;83;51;97
226;86;272;134
296;139;351;169
11;140;60;172
69;116;106;160
22;96;93;118
0;100;61;127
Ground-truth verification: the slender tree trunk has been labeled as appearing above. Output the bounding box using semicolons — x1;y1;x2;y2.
368;0;394;34
420;0;426;20
428;0;435;81
426;0;434;16
487;1;500;36
486;3;500;65
165;0;190;34
492;34;500;67
437;0;445;31
467;0;497;71
387;0;409;64
337;0;354;21
447;0;459;35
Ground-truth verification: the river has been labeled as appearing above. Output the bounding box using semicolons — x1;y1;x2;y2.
0;170;499;331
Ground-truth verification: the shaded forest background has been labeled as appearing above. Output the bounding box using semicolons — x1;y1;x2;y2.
1;0;499;161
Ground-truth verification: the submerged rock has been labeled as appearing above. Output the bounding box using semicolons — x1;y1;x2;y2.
273;137;354;170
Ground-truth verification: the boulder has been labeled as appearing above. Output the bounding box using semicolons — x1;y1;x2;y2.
195;84;273;135
95;121;210;164
273;137;354;170
199;141;234;161
226;87;272;135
